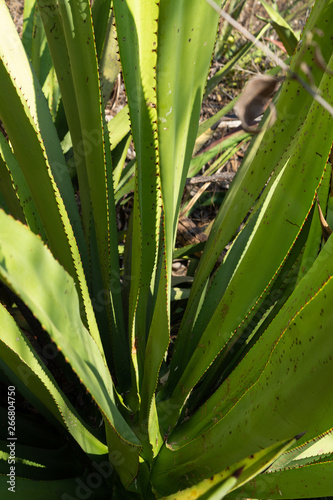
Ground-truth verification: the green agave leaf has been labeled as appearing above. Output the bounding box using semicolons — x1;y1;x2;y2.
0;1;82;256
28;0;59;113
180;206;316;415
152;253;333;492
114;158;135;202
128;0;222;456
171;216;333;450
91;0;112;59
189;130;249;178
108;105;132;190
0;0;83;248
0;210;141;488
259;0;299;56
0;1;102;342
161;473;239;500
99;8;121;105
0;406;110;494
26;2;60;117
224;437;299;494
173;242;206;260
0;441;82;480
186;0;332;306
182;155;328;407
0;469;111;499
113;0;164;425
0;302;107;456
0;56;72;258
165;0;333;404
0;142;25;224
22;0;35;58
164;68;333;418
156;0;221;264
112;133;132;189
43;65;61;121
108;104;131;152
141;0;222;455
139;263;169;457
55;0;112;281
153;435;297;497
102;110;131;393
0;130;45;236
36;0;92;237
30;6;53;89
267;430;333;473
0;405;74;448
43;0;129;390
294;162;332;285
226;457;333;499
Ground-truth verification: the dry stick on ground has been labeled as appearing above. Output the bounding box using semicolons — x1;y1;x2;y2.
186;172;235;186
206;0;333;118
180;181;212;218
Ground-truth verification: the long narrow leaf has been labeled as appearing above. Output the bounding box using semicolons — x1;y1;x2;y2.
0;210;141;487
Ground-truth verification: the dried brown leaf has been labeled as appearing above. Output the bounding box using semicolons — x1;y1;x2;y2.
234;75;279;133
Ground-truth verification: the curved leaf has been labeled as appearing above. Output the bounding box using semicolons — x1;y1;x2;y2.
169;0;333;394
0;303;107;455
0;210;141;487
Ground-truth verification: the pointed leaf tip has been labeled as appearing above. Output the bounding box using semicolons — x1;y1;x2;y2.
295;431;307;440
233;467;244;478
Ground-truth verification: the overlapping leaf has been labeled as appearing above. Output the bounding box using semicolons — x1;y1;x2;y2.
0;210;141;487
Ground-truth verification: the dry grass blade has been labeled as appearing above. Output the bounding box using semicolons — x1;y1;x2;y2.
180;181;212;218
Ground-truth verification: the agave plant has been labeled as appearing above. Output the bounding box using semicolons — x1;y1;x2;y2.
0;0;333;498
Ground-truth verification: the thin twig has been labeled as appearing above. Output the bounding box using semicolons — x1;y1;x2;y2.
205;0;333;117
186;172;235;185
180;181;212;218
